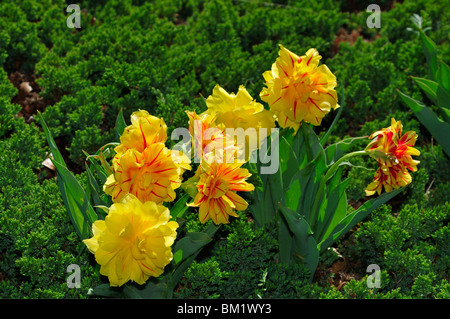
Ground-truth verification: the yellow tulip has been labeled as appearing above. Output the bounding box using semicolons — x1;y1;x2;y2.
83;194;178;287
260;45;339;130
188;154;254;225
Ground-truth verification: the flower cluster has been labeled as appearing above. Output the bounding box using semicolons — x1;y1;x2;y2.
365;118;420;195
85;110;189;287
185;85;268;224
83;45;420;289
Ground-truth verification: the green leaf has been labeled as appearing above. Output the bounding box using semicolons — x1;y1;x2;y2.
412;76;438;104
52;159;98;239
90;279;170;299
38;111;65;165
124;279;170;298
278;209;295;264
398;90;450;157
84;152;109;185
315;174;350;244
318;188;404;253
170;223;219;288
88;284;123;298
420;30;438;81
250;129;281;227
169;193;190;219
437;60;450;93
38;112;98;241
115;107;127;141
278;203;319;282
85;162;106;211
436;86;450;122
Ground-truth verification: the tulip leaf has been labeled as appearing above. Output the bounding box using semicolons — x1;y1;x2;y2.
39;112;98;241
88;284;123;298
398;90;450;157
115;107;127;140
437;60;450;93
411;76;438;104
51;159;98;239
84;162;108;218
169;193;190;219
420;30;438;81
170;223;219;288
278;203;319;282
318;188;404;253
315;174;350;244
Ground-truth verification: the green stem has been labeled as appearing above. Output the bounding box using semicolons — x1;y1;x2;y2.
309;150;368;230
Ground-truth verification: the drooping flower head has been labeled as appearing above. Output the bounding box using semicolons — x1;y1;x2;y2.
204;85;275;159
83;194;178;287
187;153;254;225
260;45;339;131
365;118;420;196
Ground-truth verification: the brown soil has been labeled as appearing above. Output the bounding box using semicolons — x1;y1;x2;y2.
8;71;54;123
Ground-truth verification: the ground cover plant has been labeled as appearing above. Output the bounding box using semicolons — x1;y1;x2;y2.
0;0;448;299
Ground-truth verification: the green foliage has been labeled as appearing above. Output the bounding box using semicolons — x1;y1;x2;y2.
0;150;101;298
0;0;448;299
347;202;449;296
175;217;279;298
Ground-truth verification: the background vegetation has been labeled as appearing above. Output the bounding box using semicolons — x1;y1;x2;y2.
0;0;448;298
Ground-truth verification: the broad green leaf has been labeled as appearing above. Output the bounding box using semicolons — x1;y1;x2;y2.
52;159;98;238
84;152;109;185
90;278;170;299
169;193;190;219
398;90;450;157
39;113;98;241
420;30;438;81
318;188;404;253
250;129;281;227
412;76;438;105
437;60;450;93
278;210;295;264
250;183;276;228
170;223;219;288
125;278;170;298
38;112;65;165
315;174;350;244
278;203;319;281
88;284;122;298
436;86;450;122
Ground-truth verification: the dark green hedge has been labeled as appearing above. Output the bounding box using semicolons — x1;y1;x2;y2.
0;0;448;298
